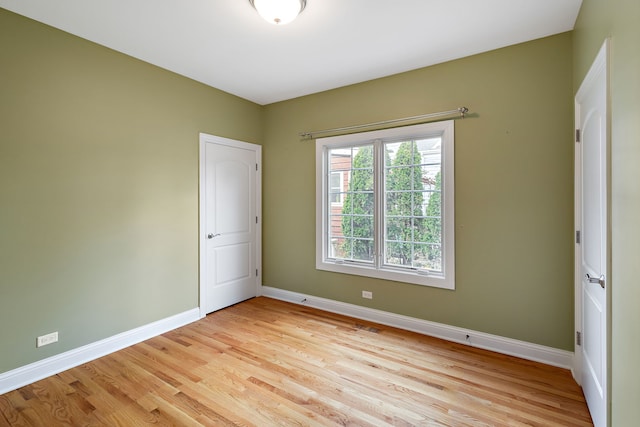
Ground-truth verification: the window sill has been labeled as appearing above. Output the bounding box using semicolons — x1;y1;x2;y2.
316;259;455;290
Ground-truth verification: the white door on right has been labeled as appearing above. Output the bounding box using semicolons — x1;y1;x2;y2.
576;40;608;427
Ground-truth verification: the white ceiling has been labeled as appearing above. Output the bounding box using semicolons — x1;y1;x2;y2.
0;0;582;105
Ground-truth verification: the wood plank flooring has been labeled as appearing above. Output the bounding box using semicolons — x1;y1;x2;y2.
0;297;592;426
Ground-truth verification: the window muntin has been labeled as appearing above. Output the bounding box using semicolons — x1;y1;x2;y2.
316;121;454;289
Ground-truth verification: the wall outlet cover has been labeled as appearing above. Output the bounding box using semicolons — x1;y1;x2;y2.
37;332;58;347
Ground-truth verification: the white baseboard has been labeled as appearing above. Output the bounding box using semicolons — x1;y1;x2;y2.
1;293;574;395
262;286;573;370
0;308;200;395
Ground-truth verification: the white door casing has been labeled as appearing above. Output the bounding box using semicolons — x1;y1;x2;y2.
575;40;609;427
199;133;262;316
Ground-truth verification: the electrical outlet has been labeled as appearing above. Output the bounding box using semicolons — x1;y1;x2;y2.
362;290;373;299
37;332;58;347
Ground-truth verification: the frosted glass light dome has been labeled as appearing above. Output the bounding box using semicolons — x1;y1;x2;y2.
250;0;306;25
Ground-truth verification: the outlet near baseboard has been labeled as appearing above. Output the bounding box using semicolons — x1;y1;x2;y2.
37;332;58;347
362;290;373;299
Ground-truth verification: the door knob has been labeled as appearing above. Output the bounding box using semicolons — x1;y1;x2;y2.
586;273;605;289
207;233;221;239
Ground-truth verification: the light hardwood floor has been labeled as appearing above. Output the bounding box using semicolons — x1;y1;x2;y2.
1;297;592;426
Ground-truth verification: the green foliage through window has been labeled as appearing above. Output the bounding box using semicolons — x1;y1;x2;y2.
384;141;442;270
340;146;374;262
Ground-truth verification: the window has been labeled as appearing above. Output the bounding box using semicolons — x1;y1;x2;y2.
316;121;455;289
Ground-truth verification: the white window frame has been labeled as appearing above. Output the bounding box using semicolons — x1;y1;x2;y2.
315;121;455;289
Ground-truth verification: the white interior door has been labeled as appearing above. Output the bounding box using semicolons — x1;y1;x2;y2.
575;40;608;427
200;133;261;314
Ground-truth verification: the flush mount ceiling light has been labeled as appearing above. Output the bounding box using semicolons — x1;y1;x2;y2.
249;0;307;25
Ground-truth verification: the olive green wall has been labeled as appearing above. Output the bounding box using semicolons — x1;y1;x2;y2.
263;33;575;350
574;1;640;424
0;9;262;373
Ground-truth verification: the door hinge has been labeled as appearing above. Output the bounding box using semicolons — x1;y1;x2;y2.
256;163;258;171
576;331;582;346
576;230;581;244
256;269;259;277
575;129;581;143
256;216;258;224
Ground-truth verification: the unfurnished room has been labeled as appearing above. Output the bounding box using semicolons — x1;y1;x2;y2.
1;1;639;426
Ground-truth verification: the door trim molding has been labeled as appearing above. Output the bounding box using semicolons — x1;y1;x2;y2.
199;133;262;318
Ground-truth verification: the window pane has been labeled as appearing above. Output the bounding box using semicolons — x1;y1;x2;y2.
328;144;375;263
384;138;442;269
329;214;345;240
342;215;374;260
423;191;441;216
349;238;375;262
385;141;404;166
330;233;375;263
350;191;374;215
385;217;420;241
329;237;347;259
385;216;433;268
385;241;413;266
349;145;374;194
385;192;403;215
341;193;353;215
413;243;442;272
386;192;420;216
418;137;441;195
329;148;353;171
329;172;342;203
421;165;441;189
330;172;341;187
416;137;442;165
338;214;374;236
385;217;407;242
423;218;441;245
350;169;373;191
336;212;374;262
345;215;374;239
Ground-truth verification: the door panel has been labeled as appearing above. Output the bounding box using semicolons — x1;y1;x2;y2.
215;160;251;234
582;112;603;277
200;135;260;314
215;243;252;284
583;287;603;394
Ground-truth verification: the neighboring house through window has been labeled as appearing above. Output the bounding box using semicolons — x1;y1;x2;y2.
315;121;455;289
329;171;345;204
